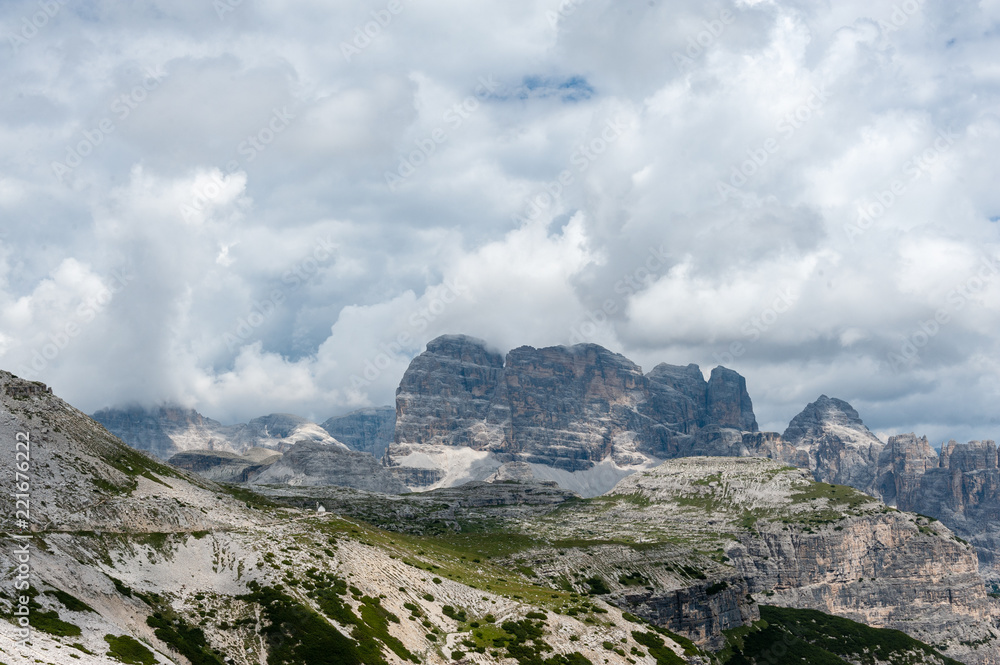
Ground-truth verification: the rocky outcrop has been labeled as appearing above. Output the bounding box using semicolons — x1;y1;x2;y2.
168;449;280;483
780;395;885;492
730;513;997;664
875;434;1000;587
388;335;760;491
321;406;395;458
93;406;348;459
253;441;408;493
0;371;254;533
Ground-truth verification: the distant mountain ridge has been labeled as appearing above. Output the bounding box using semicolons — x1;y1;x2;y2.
91;406;352;458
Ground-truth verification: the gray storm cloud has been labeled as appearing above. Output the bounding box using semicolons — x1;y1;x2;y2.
0;0;998;446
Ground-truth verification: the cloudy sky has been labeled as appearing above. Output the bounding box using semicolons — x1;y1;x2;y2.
1;0;999;444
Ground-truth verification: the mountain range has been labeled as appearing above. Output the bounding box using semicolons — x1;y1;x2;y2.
94;334;1000;590
2;368;1000;665
57;332;1000;663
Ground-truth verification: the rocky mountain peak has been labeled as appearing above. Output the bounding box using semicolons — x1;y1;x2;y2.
780;395;884;492
782;394;870;443
706;366;758;432
394;334;506;449
423;333;504;364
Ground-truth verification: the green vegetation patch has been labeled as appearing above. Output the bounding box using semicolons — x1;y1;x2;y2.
618;572;649;587
219;484;281;510
631;631;685;665
25;589;81;637
583;576;610;595
720;606;964;665
46;589;95;613
146;601;224;665
241;583;367;665
621;613;702;659
786;482;876;522
104;634;156;665
485;618;593;665
248;568;420;665
262;571;417;665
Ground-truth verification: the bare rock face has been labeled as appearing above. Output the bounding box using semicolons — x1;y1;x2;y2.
780;395;885;492
388;335;760;491
706;367;758;432
731;511;999;665
875;433;940;507
321;406;395;458
394;334;506;448
253;440;408;493
512;456;1000;663
168;449;280;483
876;434;1000;587
487;343;649;470
489;461;536;482
641;363;706;434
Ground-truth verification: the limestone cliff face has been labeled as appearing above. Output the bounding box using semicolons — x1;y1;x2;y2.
730;514;998;665
253;440;409;493
486;343;649;470
876;435;1000;586
91;404;225;459
389;335;759;489
394;334;506;448
321;406;395;458
706;367;758;432
168;449;280;483
507;456;1000;664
